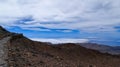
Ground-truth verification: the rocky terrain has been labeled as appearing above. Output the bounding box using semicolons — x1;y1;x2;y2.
0;26;120;67
79;43;120;55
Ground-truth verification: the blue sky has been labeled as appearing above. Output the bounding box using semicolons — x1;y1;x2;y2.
0;0;120;46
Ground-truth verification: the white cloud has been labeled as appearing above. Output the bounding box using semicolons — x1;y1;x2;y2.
0;0;120;32
31;38;89;44
55;29;73;32
22;27;51;31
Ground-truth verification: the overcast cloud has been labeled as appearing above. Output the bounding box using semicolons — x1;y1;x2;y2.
0;0;120;32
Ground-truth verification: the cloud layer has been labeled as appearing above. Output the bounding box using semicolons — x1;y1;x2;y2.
0;0;120;32
31;38;89;44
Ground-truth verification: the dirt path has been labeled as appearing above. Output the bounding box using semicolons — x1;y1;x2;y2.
0;37;10;67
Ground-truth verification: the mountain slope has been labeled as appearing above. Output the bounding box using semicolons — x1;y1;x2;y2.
79;43;120;55
0;26;120;67
0;26;10;39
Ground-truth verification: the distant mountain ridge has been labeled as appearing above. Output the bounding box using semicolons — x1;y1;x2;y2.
79;43;120;55
0;26;120;67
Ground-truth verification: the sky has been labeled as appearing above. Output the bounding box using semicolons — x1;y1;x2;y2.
0;0;120;46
